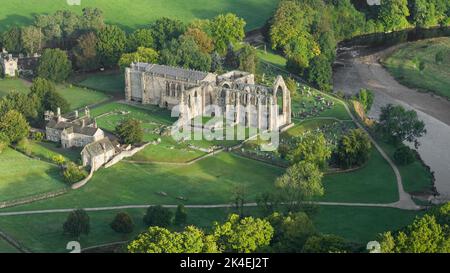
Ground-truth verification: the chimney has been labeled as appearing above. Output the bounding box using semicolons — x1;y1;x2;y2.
57;107;61;117
74;110;79;118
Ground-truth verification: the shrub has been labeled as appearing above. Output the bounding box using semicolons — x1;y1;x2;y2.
63;163;88;184
52;154;66;166
31;132;44;142
174;205;187;226
17;138;31;155
336;129;372;169
143;205;173;227
115;118;144;145
110;212;135;234
285;77;297;97
63;209;90;238
393;146;416;166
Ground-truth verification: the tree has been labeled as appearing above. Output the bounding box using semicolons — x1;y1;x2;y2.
63;209;90;238
380;214;450;253
237;44;258;74
127;28;155;52
174;204;188;226
43;89;71;115
21;26;43;54
37;48;72;83
303;234;352;253
29;77;70;115
72;32;100;71
0;110;29;144
110;212;135;234
160;37;211;72
81;7;105;31
213;214;274;253
275;161;324;211
115;118;144;145
285;78;297;97
118;47;158;69
1;27;22;53
143;205;173;227
411;0;439;28
356;89;374;112
269;1;320;69
287;132;331;169
378;0;410;32
184;28;214;54
209;13;246;55
63;162;88;184
128;226;218;253
393;145;416;165
305;54;332;92
0;92;38;120
377;104;426;148
267;212;316;252
336;129;372;169
150;17;186;50
96;25;127;67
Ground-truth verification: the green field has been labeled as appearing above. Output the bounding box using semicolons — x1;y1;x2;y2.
0;239;19;253
0;148;65;203
0;205;423;252
76;73;125;95
383;37;450;99
378;141;434;194
0;0;279;32
0;78;109;110
314;206;422;244
0;152;283;211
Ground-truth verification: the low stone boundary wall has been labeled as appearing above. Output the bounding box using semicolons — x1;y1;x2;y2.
71;168;94;190
104;143;151;169
0;188;69;209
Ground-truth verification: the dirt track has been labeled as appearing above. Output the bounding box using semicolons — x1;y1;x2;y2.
334;45;450;200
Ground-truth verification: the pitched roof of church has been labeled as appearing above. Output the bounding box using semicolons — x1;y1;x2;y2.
81;137;115;157
135;63;209;81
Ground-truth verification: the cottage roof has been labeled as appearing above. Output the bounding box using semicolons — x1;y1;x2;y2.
81;138;115;157
134;63;209;82
47;116;98;136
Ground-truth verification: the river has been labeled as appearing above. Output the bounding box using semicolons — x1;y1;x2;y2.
333;27;450;202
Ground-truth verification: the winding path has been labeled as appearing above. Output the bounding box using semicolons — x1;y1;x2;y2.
334;45;450;200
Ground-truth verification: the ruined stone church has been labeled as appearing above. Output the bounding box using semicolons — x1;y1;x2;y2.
125;63;292;131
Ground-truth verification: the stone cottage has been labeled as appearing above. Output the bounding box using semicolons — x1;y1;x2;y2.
81;137;117;171
45;107;104;149
0;49;18;77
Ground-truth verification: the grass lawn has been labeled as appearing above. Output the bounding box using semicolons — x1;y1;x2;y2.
0;148;65;203
0;0;278;32
57;84;110;110
378;141;434;194
257;48;287;69
383;37;450;99
76;73;125;95
314;206;422;244
0;78;109;110
0;152;283;211
0;205;423;252
319;148;398;203
0;78;30;97
0;239;19;253
24;141;81;163
0;206;238;253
